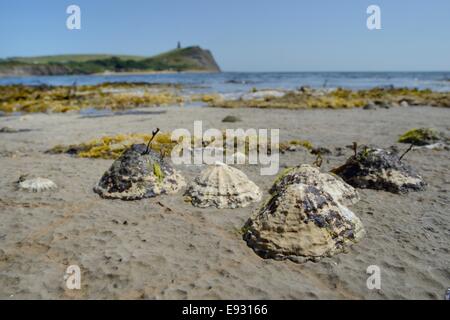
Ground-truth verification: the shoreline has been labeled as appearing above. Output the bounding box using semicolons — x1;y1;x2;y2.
94;69;221;76
0;69;221;78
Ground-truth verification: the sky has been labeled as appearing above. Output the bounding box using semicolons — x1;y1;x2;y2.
0;0;449;71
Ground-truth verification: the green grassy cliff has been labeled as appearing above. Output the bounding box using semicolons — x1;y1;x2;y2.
0;46;221;76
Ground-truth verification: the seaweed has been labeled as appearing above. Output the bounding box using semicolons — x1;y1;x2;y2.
399;144;414;161
47;132;177;159
0;83;185;114
145;128;160;154
208;87;450;109
398;128;440;146
152;162;165;182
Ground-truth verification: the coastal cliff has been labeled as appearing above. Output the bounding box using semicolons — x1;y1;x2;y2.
0;46;221;76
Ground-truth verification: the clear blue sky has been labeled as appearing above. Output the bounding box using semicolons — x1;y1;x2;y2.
0;0;449;71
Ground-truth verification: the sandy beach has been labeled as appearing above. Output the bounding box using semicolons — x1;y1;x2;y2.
0;105;448;299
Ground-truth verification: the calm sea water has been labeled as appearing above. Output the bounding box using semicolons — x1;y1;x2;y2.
1;72;450;94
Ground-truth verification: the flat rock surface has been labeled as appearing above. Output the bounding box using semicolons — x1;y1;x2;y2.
0;105;449;299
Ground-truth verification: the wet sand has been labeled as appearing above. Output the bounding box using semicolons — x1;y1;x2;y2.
0;105;449;299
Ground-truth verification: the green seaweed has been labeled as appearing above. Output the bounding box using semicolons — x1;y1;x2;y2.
0;83;185;114
152;162;165;182
398;128;440;146
47;132;177;159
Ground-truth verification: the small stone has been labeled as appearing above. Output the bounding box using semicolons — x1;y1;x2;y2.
0;127;18;133
311;147;332;155
400;100;409;107
363;102;377;110
0;127;31;133
335;147;344;157
222;115;241;123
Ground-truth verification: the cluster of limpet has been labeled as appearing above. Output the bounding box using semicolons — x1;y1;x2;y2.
93;143;185;200
185;162;261;209
332;146;426;194
31;124;432;267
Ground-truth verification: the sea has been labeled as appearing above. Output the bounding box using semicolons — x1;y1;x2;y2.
1;72;450;96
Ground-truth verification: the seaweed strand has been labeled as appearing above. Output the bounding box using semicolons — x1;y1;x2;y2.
145;128;160;154
399;143;414;161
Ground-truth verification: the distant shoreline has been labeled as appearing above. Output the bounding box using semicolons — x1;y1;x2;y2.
0;69;220;78
93;69;220;76
2;70;449;78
